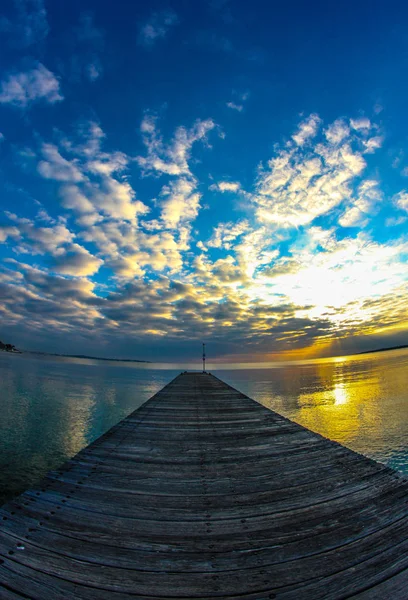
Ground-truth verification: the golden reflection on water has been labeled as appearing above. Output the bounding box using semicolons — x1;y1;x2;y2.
333;383;347;405
247;349;408;465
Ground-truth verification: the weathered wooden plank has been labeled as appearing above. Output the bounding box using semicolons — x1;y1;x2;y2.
1;371;407;599
350;569;408;598
16;477;407;532
1;499;407;574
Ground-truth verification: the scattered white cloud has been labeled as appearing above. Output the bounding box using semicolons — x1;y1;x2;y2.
59;185;98;224
196;240;207;252
4;212;74;254
208;220;249;249
386;215;407;227
36;123;149;224
0;225;19;243
0;212;102;277
363;136;383;154
350;117;371;131
87;62;102;82
226;91;249;113
226;102;243;112
339;179;382;228
393;191;408;213
38;144;84;182
253;115;369;228
160;177;201;229
324;119;350;145
137;114;216;176
210;181;241;192
292;113;321;146
138;11;178;47
23;117;211;279
0;63;63;108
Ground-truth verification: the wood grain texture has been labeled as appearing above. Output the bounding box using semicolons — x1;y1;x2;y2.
1;372;407;599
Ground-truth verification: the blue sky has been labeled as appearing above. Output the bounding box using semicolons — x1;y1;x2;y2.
0;0;408;361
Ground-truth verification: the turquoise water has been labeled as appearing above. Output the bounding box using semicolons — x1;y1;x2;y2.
1;348;408;505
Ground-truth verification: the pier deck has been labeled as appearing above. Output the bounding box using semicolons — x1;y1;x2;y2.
1;372;408;599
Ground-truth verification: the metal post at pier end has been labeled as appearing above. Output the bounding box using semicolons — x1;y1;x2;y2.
202;343;206;372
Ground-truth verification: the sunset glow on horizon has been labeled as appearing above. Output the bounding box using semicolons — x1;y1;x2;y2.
0;1;407;361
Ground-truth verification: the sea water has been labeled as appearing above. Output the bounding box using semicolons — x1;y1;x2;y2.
1;348;407;505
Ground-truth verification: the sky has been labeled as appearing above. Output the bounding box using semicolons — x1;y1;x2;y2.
0;0;408;362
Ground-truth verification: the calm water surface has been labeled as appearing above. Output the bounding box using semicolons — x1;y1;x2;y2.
1;349;408;505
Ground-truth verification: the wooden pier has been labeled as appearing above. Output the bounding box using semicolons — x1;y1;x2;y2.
1;372;408;599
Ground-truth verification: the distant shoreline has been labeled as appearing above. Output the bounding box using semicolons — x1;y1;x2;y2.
0;348;22;354
4;345;407;364
357;344;408;356
26;351;150;363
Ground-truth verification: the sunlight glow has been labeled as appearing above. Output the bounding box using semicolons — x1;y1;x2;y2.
333;383;348;406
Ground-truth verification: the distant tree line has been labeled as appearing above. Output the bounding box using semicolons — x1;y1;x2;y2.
0;340;17;352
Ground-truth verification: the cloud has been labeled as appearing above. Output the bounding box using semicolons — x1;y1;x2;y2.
269;233;408;327
226;91;249;113
137;114;216;176
208;220;249;249
50;243;103;276
292;113;321;146
386;215;407;227
0;262;103;344
350;117;371;131
59;185;98;224
0;225;19;243
2;222;408;360
84;222;187;278
252;115;370;228
393;191;408;213
2;110;408;360
262;257;301;278
28;119;203;278
3;212;74;254
24;118;205;280
94;177;149;222
211;181;241;192
363;136;383;154
0;63;63;108
160;177;201;229
138;11;178;47
35;122;149;223
0;0;48;47
86;62;102;82
0;213;102;277
21;266;96;300
226;102;243;112
339;180;382;228
324;119;350;145
38;144;84;182
135;115;220;252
